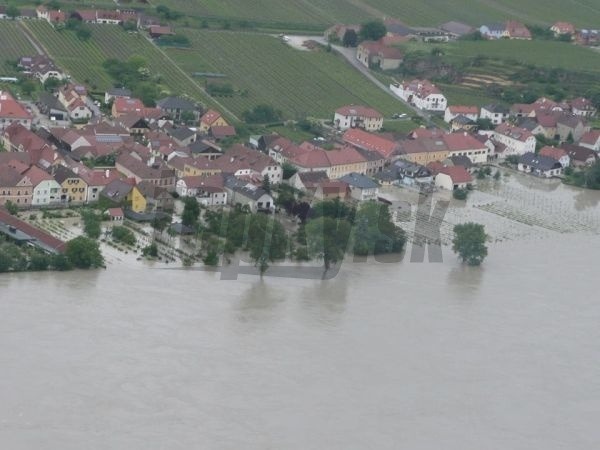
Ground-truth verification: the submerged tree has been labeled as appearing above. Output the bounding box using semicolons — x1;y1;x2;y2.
452;222;488;266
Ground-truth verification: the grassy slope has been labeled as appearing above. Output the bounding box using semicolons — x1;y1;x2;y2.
165;29;409;118
158;0;600;27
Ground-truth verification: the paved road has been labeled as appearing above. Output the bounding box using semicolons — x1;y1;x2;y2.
288;36;435;126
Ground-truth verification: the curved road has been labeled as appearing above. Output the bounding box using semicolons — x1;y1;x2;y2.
292;36;435;126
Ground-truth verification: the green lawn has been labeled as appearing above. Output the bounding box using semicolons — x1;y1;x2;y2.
165;29;410;119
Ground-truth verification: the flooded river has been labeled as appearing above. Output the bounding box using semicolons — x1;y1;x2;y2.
1;230;599;449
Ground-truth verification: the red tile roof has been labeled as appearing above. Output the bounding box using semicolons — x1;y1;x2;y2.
0;207;66;253
0;91;32;120
448;105;478;115
580;130;600;146
113;97;144;114
335;105;382;118
539;146;567;161
438;166;472;183
342;128;398;158
200;109;223;126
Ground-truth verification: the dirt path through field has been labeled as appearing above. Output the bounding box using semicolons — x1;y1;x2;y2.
17;21;46;56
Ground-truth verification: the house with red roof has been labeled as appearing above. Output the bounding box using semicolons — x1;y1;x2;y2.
505;21;532;40
212;144;282;184
492;123;536;156
356;40;403;70
0;163;33;208
538;146;570;168
550;22;576;38
334;105;383;131
175;173;227;206
199;109;229;134
36;5;66;25
578;130;600;151
443;132;490;164
0;207;66;254
24;165;62;206
112;97;145;117
435;166;472;191
0;91;32;131
569;97;596;118
390;79;447;112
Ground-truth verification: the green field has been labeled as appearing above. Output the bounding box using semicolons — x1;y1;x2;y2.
165;29;409;118
20;22;408;119
158;0;600;27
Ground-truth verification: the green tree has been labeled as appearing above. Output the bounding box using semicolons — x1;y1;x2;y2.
452;222;488;266
142;242;159;257
282;162;297;180
305;216;352;271
247;214;288;275
6;5;20;19
261;174;271;193
352;202;406;256
65;236;104;269
453;188;468;200
5;200;19;215
181;197;200;227
241;104;282;124
76;26;92;41
584;160;600;189
81;210;101;239
342;29;358;47
359;20;386;41
19;78;36;97
112;225;136;245
29;253;50;271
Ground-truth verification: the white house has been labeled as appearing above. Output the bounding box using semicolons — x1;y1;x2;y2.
493;123;536;156
434;166;472;191
480;104;509;125
390;79;447;112
334;105;383;131
68;100;93;121
25;166;62;206
176;175;227;207
578;130;600;151
444;105;479;123
517;152;563;177
479;23;507;39
538;146;570;168
339;172;379;201
224;176;274;212
443;132;490;164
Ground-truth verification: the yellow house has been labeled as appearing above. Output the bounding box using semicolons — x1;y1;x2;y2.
53;165;88;204
100;180;146;213
128;185;147;213
183;160;221;177
199;109;228;134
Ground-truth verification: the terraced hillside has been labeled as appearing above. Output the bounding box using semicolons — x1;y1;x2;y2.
23;21;215;104
165;30;409;118
159;0;600;27
0;22;37;75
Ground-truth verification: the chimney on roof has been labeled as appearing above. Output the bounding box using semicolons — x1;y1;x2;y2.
105;169;110;178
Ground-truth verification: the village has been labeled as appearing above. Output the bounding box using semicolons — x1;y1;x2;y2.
0;4;599;270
